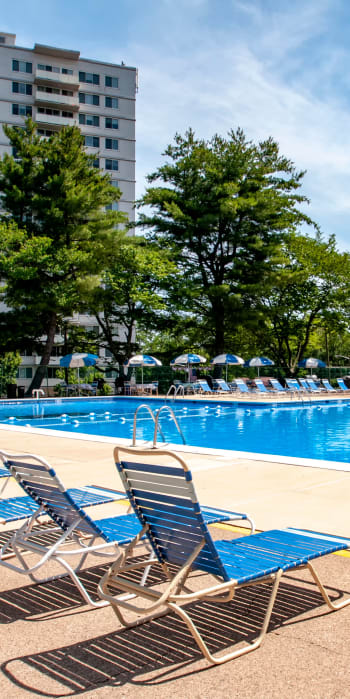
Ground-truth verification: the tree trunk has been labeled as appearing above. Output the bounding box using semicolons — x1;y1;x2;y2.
26;312;57;396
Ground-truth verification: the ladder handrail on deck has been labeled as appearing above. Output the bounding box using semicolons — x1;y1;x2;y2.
132;403;186;447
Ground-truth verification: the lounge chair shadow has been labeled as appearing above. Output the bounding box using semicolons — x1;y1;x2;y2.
0;555;166;623
2;578;345;696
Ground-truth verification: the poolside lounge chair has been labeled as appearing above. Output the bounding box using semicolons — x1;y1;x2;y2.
269;378;288;393
213;379;232;393
233;378;252;394
197;379;216;394
337;378;350;392
298;378;320;392
99;446;350;666
321;379;336;392
306;378;325;392
0;451;254;607
285;378;303;393
254;379;275;396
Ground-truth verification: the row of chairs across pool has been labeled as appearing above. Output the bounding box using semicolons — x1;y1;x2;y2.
0;444;349;668
183;376;350;396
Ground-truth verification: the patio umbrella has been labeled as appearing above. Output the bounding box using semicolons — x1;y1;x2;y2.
170;353;206;381
60;353;99;391
244;356;274;376
210;353;245;382
123;354;162;387
298;358;326;369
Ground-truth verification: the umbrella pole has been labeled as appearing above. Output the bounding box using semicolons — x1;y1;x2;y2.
225;365;228;382
77;367;80;395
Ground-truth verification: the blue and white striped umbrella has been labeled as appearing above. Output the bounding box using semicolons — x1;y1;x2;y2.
171;353;206;366
60;353;99;368
245;356;274;376
123;354;162;385
60;353;99;391
210;353;245;381
298;357;326;368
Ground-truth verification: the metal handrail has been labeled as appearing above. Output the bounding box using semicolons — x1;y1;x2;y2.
167;385;176;397
152;405;186;447
175;384;185;397
132;404;166;446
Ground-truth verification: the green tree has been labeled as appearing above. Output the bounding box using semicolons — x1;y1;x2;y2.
0;121;126;393
86;238;177;363
254;233;350;373
138;128;314;355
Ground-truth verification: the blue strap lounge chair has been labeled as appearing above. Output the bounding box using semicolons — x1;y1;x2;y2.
269;378;288;393
337;378;350;392
285;378;303;392
306;378;325;392
254;379;275;396
197;379;216;394
98;446;350;666
0;450;254;607
234;378;252;394
298;378;316;392
213;379;232;392
321;379;336;392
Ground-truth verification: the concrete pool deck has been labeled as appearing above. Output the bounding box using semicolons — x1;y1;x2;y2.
0;425;349;696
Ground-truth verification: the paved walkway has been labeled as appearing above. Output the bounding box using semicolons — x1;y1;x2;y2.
0;429;349;697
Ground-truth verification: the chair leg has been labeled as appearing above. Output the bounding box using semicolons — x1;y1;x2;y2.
167;570;283;665
307;561;350;610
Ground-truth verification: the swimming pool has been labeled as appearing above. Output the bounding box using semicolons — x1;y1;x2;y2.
0;396;350;464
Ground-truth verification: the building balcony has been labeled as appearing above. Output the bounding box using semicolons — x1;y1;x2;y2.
34;91;79;110
34;69;80;89
35;112;79;128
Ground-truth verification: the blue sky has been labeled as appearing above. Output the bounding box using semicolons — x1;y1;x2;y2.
2;0;350;250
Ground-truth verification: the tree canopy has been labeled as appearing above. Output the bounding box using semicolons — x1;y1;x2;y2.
138;128;316;355
0;120;126;393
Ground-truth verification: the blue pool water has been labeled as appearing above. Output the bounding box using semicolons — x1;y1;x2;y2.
1;396;350;463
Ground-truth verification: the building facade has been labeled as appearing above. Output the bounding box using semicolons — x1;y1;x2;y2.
0;32;137;394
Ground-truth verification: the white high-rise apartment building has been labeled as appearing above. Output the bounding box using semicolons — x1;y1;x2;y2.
0;32;137;394
0;31;137;223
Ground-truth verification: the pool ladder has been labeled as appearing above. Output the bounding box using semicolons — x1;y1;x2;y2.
132;404;186;447
167;384;185;398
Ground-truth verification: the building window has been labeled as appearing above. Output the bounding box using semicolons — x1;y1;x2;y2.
105;96;119;109
62;68;73;75
106;202;119;211
79;92;99;106
62;89;73;96
12;59;32;73
37;85;60;94
105;138;118;150
38;63;60;73
105;159;118;171
37;129;55;137
12;82;32;95
79;113;100;127
110;179;119;188
0;37;5;44
17;367;33;379
79;71;99;85
105;117;119;129
12;103;32;116
105;75;119;88
38;107;60;116
92;158;100;168
62;111;73;118
84;135;99;148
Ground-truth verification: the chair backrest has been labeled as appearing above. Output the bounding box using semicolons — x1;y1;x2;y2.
306;379;319;390
322;380;335;391
114;447;229;580
0;451;100;537
254;379;268;392
286;378;300;390
235;379;249;392
337;378;349;391
213;379;230;391
298;379;310;390
198;380;212;392
269;379;284;391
